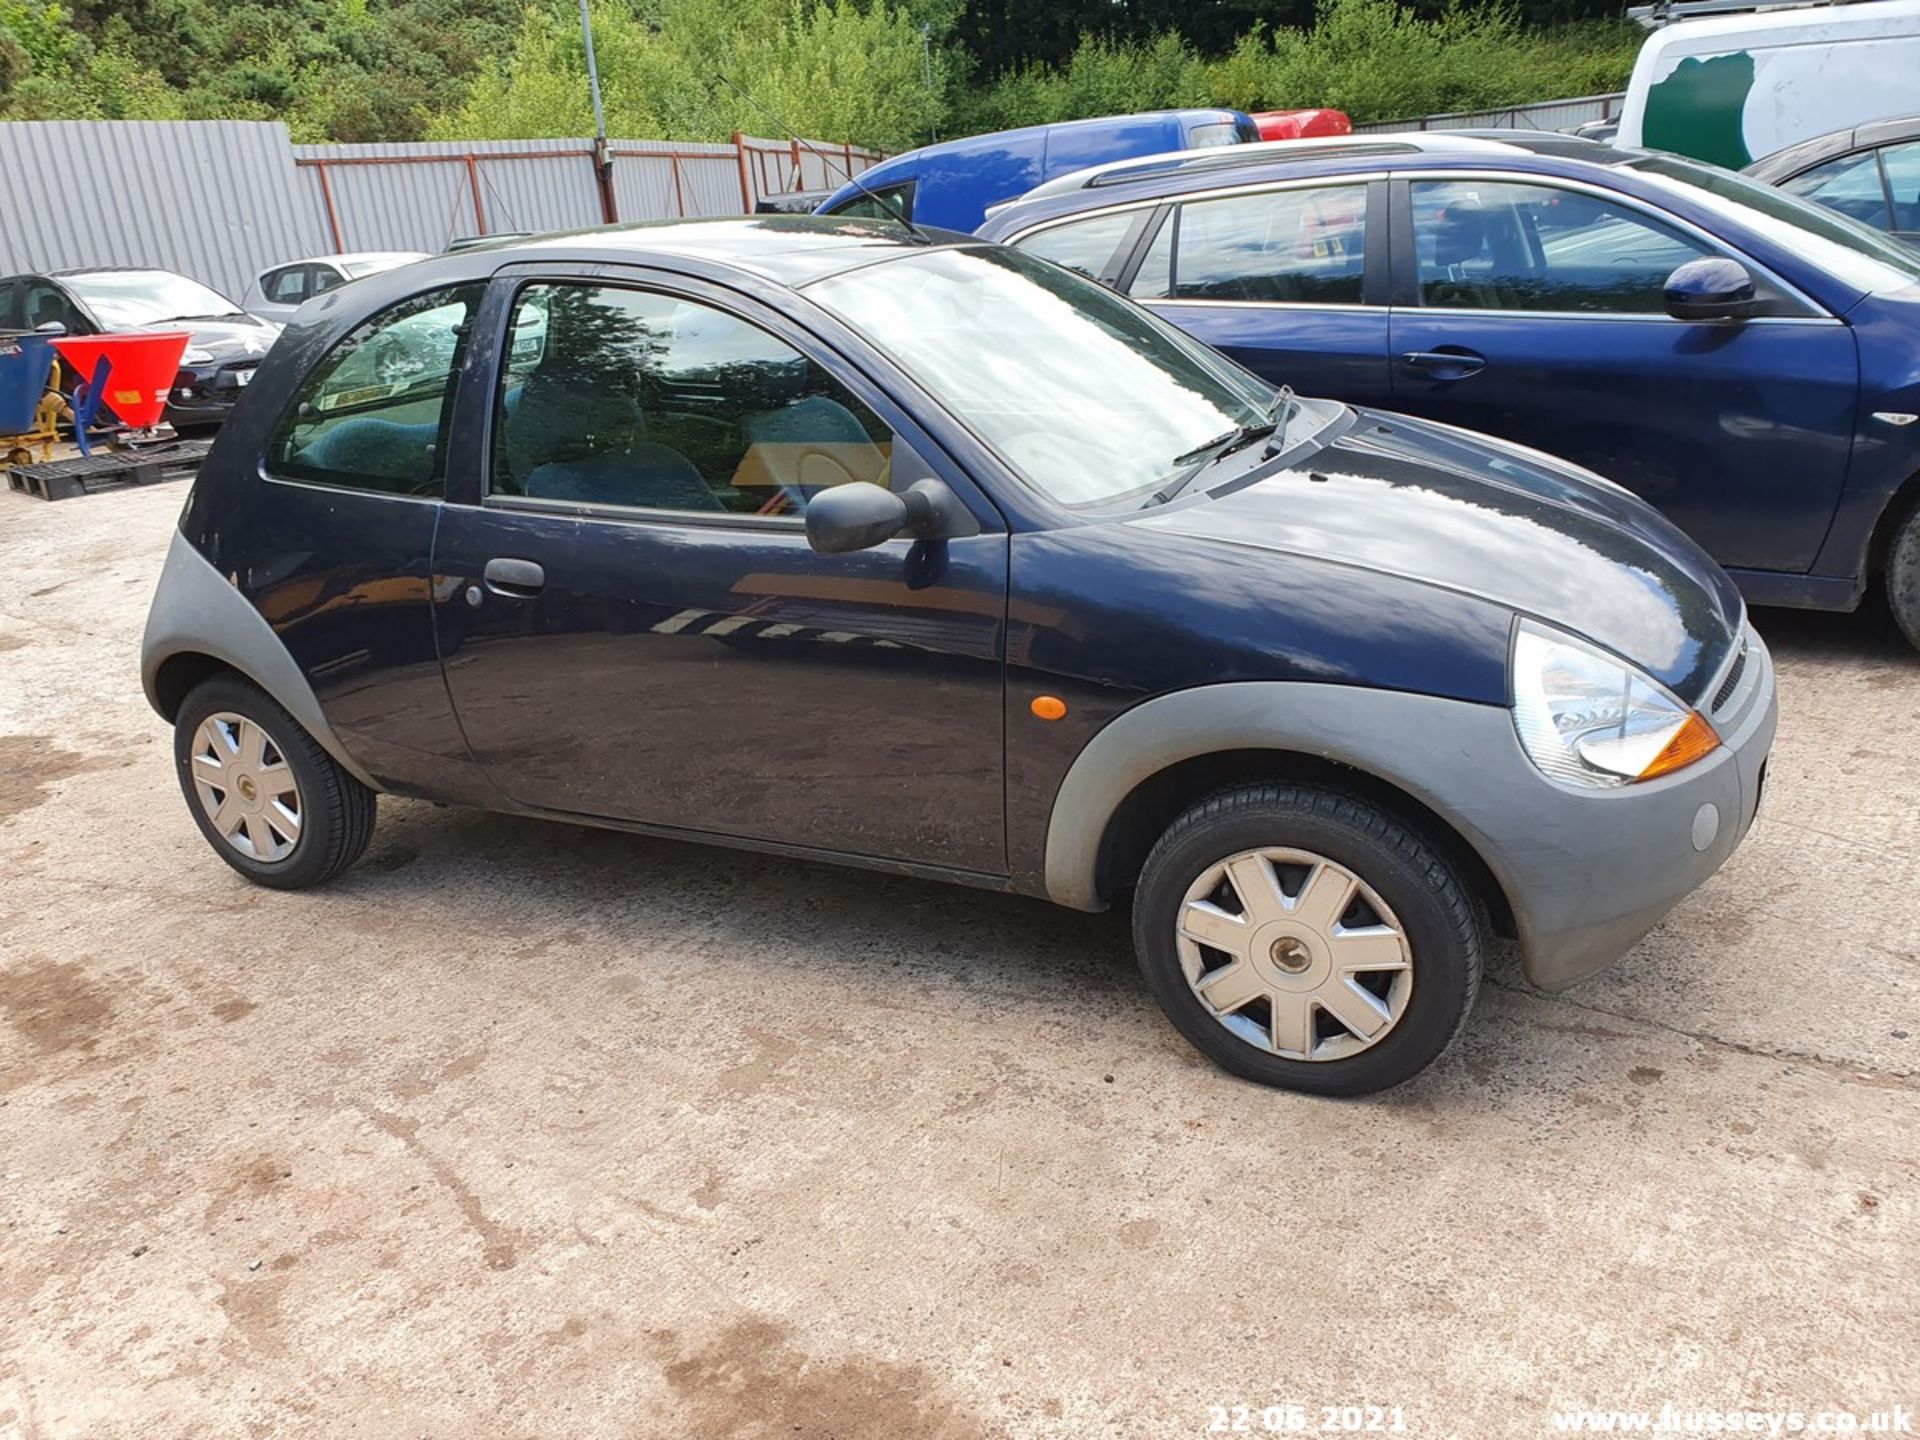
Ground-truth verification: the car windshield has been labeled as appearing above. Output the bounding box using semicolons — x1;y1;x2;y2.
806;245;1303;507
1626;154;1920;295
60;270;247;326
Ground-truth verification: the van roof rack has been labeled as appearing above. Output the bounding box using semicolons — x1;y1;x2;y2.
1629;0;1874;29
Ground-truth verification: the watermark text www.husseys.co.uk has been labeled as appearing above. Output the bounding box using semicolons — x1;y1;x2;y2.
1550;1404;1912;1434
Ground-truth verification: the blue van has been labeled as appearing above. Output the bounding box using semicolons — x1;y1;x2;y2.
815;109;1258;234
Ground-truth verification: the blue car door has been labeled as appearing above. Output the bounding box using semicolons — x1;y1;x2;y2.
1386;175;1858;575
1116;178;1395;407
428;269;1011;876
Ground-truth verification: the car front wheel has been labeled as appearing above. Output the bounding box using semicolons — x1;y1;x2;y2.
173;675;376;889
1132;783;1484;1096
1886;497;1920;653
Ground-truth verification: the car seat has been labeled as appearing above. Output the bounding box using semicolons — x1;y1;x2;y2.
296;416;443;488
738;394;888;513
523;444;720;511
1422;203;1502;309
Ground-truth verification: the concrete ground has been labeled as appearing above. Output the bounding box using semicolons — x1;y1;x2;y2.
0;480;1914;1440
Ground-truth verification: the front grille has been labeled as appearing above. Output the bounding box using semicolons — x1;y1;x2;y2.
1711;642;1748;714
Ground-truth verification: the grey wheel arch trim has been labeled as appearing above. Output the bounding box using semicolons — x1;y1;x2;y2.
1042;675;1768;993
141;529;381;792
1043;682;1515;915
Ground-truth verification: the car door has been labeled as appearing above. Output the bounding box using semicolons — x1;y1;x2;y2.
249;283;485;785
1387;174;1859;574
429;268;1011;876
1118;179;1394;407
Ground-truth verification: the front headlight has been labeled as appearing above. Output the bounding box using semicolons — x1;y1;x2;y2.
1511;620;1719;788
181;346;214;366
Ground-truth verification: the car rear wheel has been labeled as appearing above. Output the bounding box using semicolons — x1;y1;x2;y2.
173;675;375;889
1886;498;1920;653
1132;783;1483;1096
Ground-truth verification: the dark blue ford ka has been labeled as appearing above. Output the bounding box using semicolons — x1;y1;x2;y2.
142;217;1776;1095
978;132;1920;648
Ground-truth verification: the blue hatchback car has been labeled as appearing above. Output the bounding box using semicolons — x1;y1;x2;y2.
978;133;1920;648
142;218;1775;1095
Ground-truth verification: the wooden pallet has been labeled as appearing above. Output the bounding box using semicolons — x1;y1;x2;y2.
7;440;211;501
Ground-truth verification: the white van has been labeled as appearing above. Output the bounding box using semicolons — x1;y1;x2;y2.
1616;0;1920;168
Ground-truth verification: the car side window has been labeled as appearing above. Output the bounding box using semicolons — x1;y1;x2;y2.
1186;121;1242;149
1779;151;1893;232
310;266;345;296
829;183;914;223
264;267;307;304
267;285;481;498
490;283;898;519
1160;185;1367;304
1015;212;1140;282
24;282;81;333
1411;180;1713;314
0;282;20;330
1877;142;1920;233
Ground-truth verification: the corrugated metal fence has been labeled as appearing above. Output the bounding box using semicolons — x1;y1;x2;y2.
0;120;882;302
0;121;327;308
1354;92;1625;134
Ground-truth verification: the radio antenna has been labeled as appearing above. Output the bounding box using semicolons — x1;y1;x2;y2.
714;73;932;245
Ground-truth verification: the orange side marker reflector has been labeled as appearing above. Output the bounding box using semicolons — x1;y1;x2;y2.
1030;695;1068;721
1640;710;1719;782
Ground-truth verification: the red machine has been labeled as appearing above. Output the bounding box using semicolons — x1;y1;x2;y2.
50;331;190;433
1250;109;1354;142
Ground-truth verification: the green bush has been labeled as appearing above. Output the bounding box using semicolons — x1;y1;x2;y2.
1;0;1640;144
432;0;947;150
962;0;1640;134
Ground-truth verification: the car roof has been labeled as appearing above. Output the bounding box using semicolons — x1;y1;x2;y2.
328;215;971;298
47;266;192;279
305;251;429;268
1010;130;1618;204
1743;112;1920;181
980;130;1660;235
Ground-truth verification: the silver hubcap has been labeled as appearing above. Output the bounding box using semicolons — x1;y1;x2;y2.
190;712;302;863
1176;847;1413;1062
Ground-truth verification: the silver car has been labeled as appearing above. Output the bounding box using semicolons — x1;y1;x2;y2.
242;252;429;324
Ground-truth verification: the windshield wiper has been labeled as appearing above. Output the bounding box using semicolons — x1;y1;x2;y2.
1151;418;1279;506
162;311;248;323
1267;383;1299;444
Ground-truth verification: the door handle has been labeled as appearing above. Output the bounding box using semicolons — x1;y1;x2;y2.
1400;349;1487;379
482;557;545;597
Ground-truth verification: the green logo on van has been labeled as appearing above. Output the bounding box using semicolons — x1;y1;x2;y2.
1643;51;1757;169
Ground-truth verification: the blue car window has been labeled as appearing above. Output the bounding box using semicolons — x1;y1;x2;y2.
1412;180;1711;314
827;182;914;223
268;284;482;498
1162;185;1367;305
491;283;895;519
1875;143;1920;233
1780;151;1894;233
1015;211;1139;281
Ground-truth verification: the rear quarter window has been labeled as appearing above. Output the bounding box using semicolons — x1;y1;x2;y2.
267;285;483;498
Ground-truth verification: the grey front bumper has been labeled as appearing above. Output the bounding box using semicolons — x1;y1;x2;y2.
1042;629;1777;992
1459;622;1777;990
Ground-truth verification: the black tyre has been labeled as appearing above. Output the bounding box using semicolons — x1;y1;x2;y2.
1886;498;1920;653
173;674;376;890
1132;783;1483;1097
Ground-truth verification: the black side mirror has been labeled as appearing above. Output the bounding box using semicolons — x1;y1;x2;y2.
1664;257;1762;322
805;478;978;555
